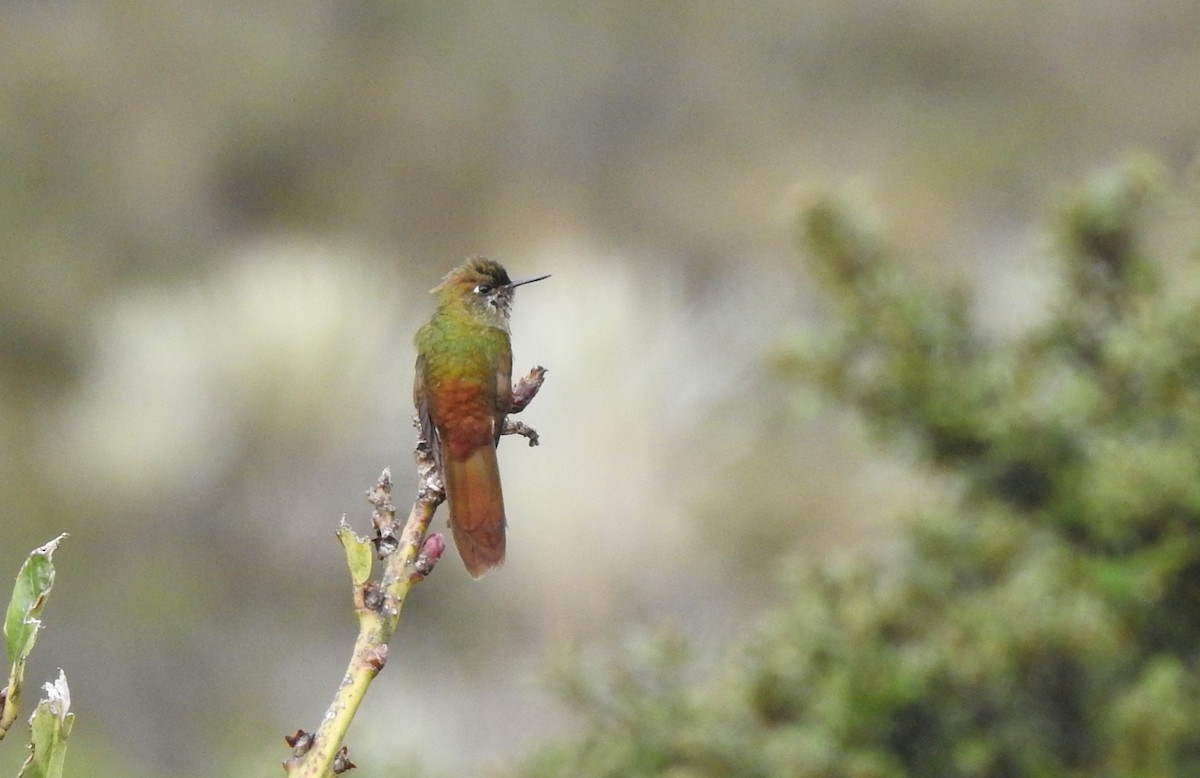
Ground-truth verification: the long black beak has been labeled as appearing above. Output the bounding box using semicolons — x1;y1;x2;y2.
509;273;551;288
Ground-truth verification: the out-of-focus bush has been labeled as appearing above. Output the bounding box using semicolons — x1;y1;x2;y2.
513;156;1200;777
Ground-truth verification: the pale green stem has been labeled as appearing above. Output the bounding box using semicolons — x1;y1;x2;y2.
284;470;440;777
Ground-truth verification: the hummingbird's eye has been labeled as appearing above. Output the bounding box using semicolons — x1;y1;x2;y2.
473;284;493;296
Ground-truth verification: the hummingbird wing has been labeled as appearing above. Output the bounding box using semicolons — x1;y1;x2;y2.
413;352;443;474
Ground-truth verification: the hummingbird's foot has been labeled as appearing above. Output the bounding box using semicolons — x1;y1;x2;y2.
510;365;548;413
501;419;541;446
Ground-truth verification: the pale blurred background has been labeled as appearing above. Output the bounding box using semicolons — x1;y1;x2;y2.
1;2;1197;776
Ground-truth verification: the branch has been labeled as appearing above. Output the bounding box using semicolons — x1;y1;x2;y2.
510;366;547;414
282;425;446;777
504;366;547;446
500;419;541;447
281;362;546;775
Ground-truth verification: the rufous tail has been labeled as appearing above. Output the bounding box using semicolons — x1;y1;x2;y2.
443;443;506;578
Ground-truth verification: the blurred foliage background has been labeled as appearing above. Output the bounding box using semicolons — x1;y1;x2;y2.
0;2;1198;776
513;158;1200;777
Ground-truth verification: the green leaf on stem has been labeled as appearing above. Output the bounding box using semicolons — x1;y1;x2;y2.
338;522;373;587
18;670;74;778
4;534;66;666
2;533;67;739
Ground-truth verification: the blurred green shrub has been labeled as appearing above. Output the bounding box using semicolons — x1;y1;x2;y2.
513;155;1200;778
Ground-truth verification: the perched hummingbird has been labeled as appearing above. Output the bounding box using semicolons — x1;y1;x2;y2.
413;257;549;578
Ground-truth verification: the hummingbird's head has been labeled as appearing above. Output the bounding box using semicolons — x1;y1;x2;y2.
438;257;549;329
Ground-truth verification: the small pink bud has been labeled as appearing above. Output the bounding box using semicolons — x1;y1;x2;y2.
415;533;446;576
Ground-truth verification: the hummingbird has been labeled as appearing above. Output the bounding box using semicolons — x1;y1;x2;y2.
413;257;549;578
